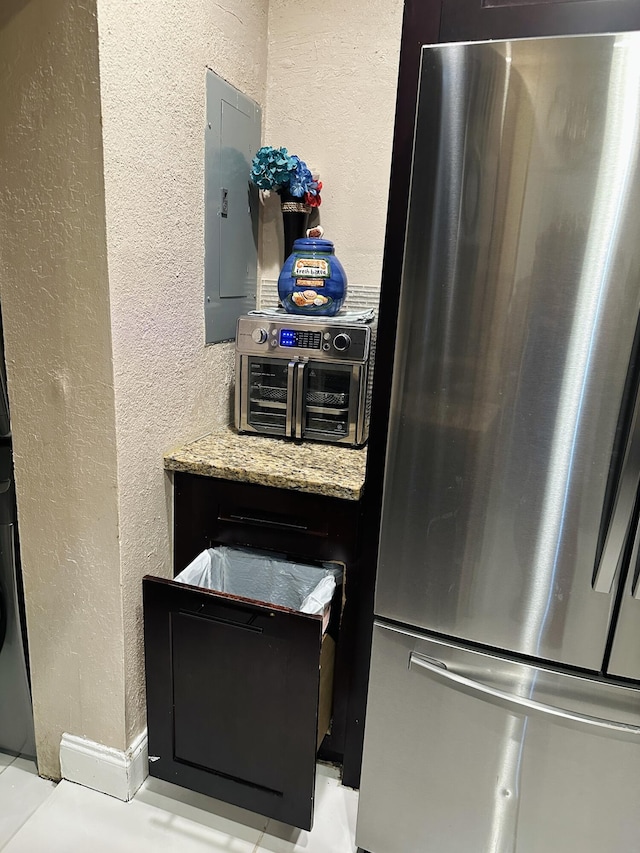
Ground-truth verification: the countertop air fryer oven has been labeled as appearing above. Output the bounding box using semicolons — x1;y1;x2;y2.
235;314;375;447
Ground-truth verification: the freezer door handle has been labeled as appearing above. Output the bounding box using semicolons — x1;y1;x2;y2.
409;652;640;743
593;386;640;595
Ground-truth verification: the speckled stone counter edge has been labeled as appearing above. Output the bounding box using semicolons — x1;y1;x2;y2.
163;429;367;502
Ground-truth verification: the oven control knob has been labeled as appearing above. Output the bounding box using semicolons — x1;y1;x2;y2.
333;333;351;352
251;327;268;344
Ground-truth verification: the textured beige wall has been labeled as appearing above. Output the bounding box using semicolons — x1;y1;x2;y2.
0;0;269;776
0;0;395;777
0;0;124;776
261;0;404;301
96;0;270;742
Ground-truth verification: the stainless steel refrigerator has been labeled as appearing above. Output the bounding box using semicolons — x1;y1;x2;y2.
356;32;640;853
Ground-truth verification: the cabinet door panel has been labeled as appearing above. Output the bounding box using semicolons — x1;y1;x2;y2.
440;0;640;41
171;473;364;781
172;611;289;792
173;474;360;572
143;575;323;830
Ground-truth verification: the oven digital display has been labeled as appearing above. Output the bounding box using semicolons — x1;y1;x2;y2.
279;329;322;349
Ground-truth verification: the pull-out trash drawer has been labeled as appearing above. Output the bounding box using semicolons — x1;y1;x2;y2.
143;547;341;831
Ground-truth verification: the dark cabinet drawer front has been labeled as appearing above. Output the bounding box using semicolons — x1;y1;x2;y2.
174;473;360;569
143;575;324;830
172;611;290;793
217;506;329;538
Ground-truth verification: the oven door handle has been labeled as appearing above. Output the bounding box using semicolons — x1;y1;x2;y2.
286;360;297;438
294;360;307;439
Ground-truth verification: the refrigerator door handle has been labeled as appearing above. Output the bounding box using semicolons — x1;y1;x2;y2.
593;387;640;595
409;652;640;744
620;510;640;600
631;524;640;600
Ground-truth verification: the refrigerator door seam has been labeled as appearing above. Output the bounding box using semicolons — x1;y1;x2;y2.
593;384;640;595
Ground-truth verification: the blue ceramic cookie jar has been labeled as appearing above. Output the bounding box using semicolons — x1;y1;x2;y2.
277;238;347;317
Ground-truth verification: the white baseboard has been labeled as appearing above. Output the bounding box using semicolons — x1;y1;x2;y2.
59;729;148;801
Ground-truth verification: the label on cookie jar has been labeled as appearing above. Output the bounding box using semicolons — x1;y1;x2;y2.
295;277;325;288
292;258;330;279
290;288;331;308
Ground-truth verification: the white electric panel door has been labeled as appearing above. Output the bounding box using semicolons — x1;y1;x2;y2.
204;70;261;343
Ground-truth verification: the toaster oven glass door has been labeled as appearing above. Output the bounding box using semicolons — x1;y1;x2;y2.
297;362;362;444
246;357;295;437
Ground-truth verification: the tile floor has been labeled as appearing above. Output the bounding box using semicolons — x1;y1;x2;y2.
0;755;359;853
0;754;55;849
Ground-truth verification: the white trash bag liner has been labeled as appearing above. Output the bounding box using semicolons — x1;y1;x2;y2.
175;546;341;616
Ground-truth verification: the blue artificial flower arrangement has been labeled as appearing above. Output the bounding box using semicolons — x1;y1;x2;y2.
250;146;322;206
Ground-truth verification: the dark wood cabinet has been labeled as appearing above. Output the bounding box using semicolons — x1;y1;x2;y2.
440;0;640;42
143;575;333;830
172;474;361;573
143;472;365;830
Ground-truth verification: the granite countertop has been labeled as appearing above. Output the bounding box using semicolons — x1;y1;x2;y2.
164;426;368;501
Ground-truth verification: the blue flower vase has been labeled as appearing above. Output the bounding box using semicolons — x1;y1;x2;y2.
278;238;348;317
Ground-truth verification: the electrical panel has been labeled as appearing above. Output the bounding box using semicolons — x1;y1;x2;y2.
204;70;261;343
